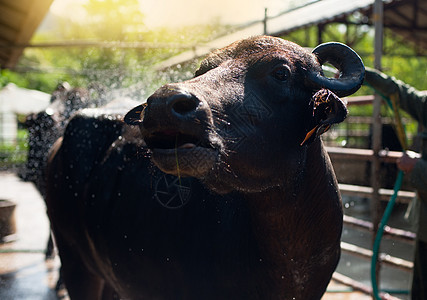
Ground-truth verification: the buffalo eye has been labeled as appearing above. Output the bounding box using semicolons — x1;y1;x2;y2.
271;65;290;81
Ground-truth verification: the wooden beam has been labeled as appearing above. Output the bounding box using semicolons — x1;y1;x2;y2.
3;0;54;68
326;146;402;163
341;241;413;271
0;4;26;30
332;272;403;300
339;183;416;204
0;0;33;14
343;215;416;241
345;95;375;105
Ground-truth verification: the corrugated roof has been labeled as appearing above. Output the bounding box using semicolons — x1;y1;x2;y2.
382;0;427;50
267;0;373;36
156;0;427;70
0;0;54;69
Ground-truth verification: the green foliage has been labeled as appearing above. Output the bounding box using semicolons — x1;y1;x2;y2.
0;129;28;169
5;0;230;96
2;8;425;112
83;0;145;41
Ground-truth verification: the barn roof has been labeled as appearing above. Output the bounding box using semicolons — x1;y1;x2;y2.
157;0;427;69
382;0;427;50
0;0;54;69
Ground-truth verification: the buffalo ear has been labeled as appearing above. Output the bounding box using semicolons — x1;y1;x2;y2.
124;103;146;125
300;89;348;146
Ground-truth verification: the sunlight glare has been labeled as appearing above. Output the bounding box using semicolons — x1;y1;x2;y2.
50;0;290;28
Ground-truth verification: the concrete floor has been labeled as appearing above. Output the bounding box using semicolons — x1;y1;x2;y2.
0;171;373;300
0;171;61;299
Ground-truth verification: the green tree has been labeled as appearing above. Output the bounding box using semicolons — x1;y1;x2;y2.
83;0;145;41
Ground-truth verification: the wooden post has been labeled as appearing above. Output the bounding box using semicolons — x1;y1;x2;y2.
371;0;384;297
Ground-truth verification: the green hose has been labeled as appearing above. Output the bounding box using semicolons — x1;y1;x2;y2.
370;169;404;299
367;84;409;299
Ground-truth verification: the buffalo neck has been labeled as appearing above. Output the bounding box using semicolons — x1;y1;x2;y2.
244;139;343;298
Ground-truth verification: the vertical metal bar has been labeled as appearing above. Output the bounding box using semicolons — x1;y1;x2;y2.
317;24;323;45
345;17;350;45
263;8;268;35
305;27;310;46
371;0;384;298
374;1;384;70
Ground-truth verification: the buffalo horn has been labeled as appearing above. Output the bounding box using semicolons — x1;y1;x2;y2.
307;42;365;97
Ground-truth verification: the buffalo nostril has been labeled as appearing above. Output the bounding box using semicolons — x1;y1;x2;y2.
170;94;199;116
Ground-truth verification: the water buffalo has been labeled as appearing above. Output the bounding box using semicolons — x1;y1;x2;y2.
46;36;364;299
23;86;89;196
22;86;92;264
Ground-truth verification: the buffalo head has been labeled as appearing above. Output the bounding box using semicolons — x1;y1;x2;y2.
126;36;364;193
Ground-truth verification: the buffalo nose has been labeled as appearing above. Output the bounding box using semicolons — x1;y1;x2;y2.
141;88;201;130
167;92;200;118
